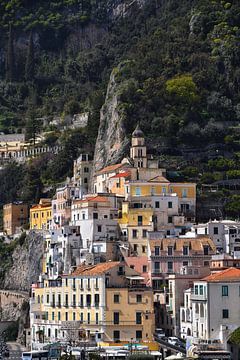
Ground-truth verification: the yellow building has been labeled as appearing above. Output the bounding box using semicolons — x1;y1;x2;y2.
30;199;52;230
30;262;155;345
119;202;154;256
125;177;196;221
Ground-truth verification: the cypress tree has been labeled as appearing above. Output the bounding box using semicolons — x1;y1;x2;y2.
6;24;15;82
25;30;35;81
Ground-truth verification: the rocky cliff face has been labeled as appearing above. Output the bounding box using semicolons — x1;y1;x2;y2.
92;63;130;175
3;231;44;292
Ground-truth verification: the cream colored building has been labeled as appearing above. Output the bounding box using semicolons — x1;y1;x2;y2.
30;262;155;347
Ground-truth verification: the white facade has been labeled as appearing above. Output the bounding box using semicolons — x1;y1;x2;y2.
71;197;119;250
193;220;240;255
190;275;240;347
180;288;193;339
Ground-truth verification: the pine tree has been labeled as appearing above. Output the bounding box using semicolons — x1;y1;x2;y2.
6;24;15;82
25;30;35;81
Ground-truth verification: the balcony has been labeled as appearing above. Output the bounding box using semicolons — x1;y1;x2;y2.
191;293;207;301
56;303;61;308
71;303;77;308
50;303;56;308
63;303;69;308
79;303;84;308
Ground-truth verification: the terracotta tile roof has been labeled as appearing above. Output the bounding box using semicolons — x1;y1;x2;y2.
71;261;120;276
31;204;52;210
97;163;124;175
109;171;131;179
148;176;170;183
203;267;240;282
149;237;216;252
73;195;109;204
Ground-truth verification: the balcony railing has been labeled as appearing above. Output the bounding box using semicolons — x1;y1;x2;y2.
191;293;207;301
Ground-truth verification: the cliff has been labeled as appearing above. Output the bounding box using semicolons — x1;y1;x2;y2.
3;231;44;292
92;62;131;174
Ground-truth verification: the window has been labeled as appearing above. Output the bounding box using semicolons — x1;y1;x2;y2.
87;313;91;324
65;312;68;321
113;330;120;341
130;265;135;269
84;167;89;173
135;187;141;196
162;187;167;195
182;188;187;198
214;227;219;235
84;178;88;184
58;312;61;321
86;294;91;307
142;246;146;254
52;312;55;321
195;285;198;295
46;294;49;304
142;229;147;238
93;213;98;219
168;246;173;256
222;285;228;296
167;261;173;272
97;225;102;232
222;309;229;319
73;312;76;321
183;261;188;266
114;312;120;324
143;265;147;273
136;312;142;324
154;262;160;273
183;246;189;256
65;294;68;307
132;229;137;238
168;216;173;224
138;215;143;226
155;246;160;256
114;294;120;303
80;313;83;322
168;201;173;209
96;313;99;325
203;246;209;255
95;294;100;306
199;285;204;295
204;261;209;267
136;294;142;303
48;328;51;338
136;330;142;341
155;201;160;208
134;244;138;252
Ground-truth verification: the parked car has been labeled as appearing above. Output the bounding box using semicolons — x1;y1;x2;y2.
168;337;179;346
155;328;166;338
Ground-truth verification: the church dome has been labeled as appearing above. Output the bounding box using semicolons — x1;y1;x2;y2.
132;124;144;138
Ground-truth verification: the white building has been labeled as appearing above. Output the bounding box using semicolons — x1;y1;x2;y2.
193;220;240;255
71;195;119;254
190;267;240;347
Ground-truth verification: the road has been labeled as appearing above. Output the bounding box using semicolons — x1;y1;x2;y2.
154;337;186;355
7;342;25;360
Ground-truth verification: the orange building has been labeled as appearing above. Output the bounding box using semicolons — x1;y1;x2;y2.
3;202;28;236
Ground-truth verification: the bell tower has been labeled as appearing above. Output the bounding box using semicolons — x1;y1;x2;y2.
130;124;147;168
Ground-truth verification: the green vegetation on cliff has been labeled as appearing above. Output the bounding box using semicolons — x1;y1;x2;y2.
0;0;240;219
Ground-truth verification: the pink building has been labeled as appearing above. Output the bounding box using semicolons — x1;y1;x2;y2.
148;236;216;290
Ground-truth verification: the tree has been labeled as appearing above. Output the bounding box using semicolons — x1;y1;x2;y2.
166;75;199;106
6;24;15;82
25;107;40;146
25;30;35;81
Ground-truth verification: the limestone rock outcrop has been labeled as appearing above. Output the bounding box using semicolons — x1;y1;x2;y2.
3;231;44;292
92;63;130;176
